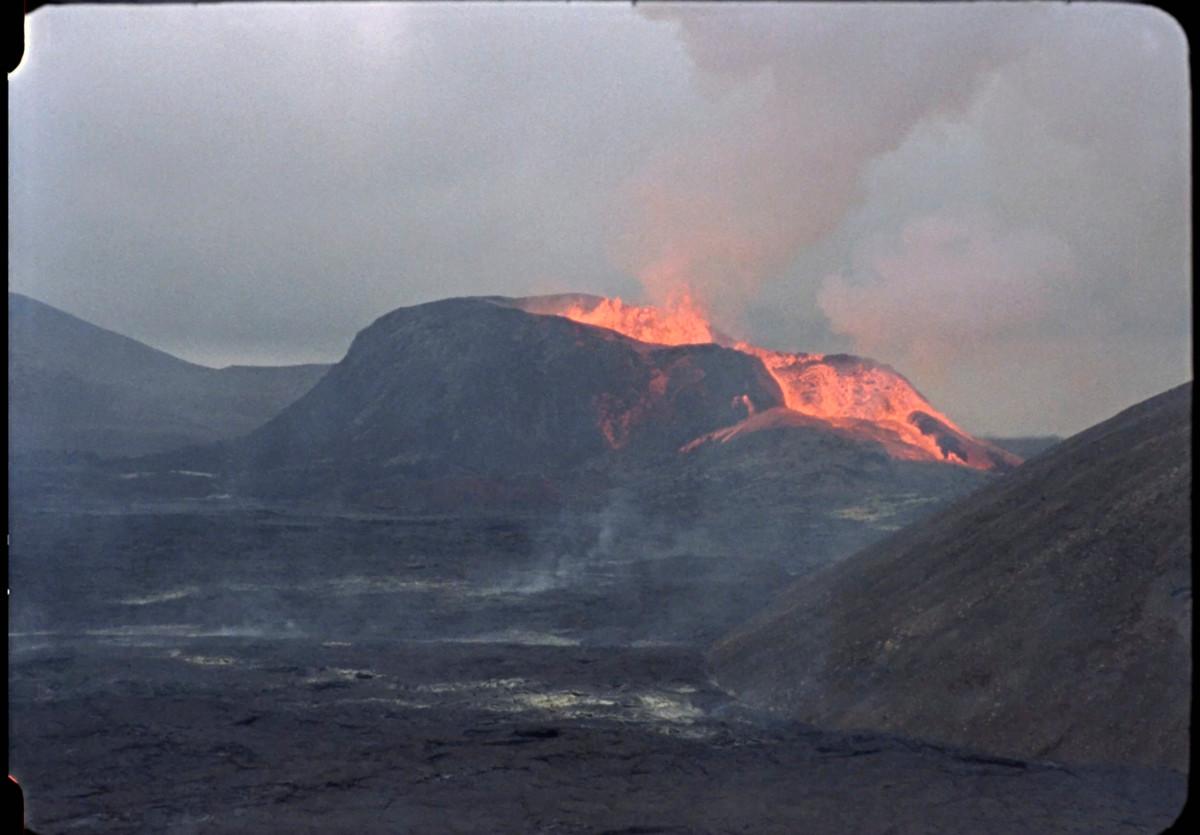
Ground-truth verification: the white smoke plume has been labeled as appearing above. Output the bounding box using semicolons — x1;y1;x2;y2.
617;3;1035;325
626;3;1189;433
818;210;1078;385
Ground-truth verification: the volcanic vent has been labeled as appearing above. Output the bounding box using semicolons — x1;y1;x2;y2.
512;294;1018;471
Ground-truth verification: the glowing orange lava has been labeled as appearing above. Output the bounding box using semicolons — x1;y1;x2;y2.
559;295;715;346
551;295;1018;471
735;345;984;466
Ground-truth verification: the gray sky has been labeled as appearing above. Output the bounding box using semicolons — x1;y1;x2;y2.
9;2;1191;436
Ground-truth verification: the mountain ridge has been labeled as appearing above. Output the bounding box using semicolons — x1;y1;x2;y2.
8;292;330;457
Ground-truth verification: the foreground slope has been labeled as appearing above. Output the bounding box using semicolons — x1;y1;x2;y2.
710;382;1192;771
8;293;330;457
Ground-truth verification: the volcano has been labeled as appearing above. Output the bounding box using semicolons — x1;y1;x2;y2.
709;381;1192;771
234;296;783;488
227;294;1011;496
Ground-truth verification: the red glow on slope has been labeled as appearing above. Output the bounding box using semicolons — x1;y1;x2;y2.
735;345;986;466
552;296;1017;470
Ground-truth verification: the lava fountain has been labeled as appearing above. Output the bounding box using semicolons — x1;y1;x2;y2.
558;293;716;346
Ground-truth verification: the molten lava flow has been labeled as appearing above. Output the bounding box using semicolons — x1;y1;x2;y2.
550;295;1016;470
559;295;715;346
734;345;984;466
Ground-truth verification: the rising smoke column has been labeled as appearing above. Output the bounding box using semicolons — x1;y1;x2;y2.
614;3;1033;331
619;5;1189;435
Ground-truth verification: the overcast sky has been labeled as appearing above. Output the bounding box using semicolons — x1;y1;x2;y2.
8;2;1191;436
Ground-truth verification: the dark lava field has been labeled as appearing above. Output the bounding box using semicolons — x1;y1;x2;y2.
8;505;1187;833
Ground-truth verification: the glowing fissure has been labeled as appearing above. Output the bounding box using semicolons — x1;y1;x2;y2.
551;295;1015;471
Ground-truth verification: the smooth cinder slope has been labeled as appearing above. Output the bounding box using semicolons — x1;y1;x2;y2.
8;293;329;457
982;435;1063;460
710;382;1192;771
236;296;784;485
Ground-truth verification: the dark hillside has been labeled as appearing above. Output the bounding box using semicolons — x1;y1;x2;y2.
710;382;1192;771
9;293;328;457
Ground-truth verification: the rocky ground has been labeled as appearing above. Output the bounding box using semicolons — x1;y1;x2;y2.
8;506;1187;833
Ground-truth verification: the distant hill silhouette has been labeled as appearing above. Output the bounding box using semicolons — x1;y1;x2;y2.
710;382;1191;771
8;293;329;458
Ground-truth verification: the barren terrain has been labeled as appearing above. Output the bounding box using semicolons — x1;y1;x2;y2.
9;506;1186;833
